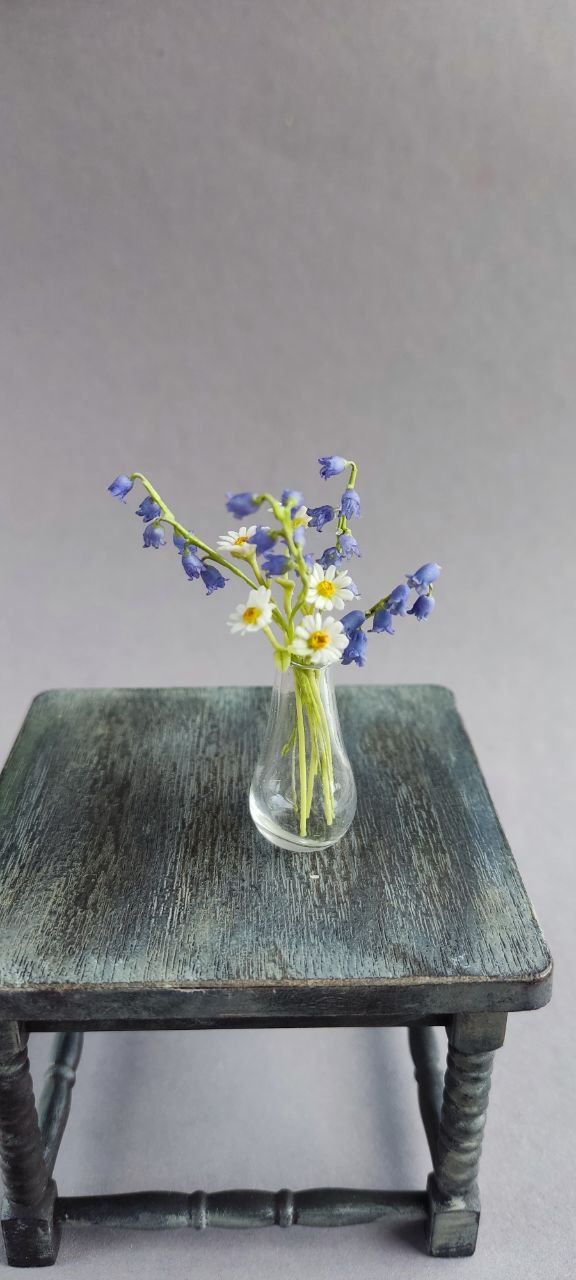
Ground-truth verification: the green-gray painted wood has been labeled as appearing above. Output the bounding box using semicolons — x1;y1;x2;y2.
408;1026;443;1160
425;1013;501;1258
57;1188;428;1231
434;1044;495;1199
0;1024;49;1208
0;1022;60;1267
38;1033;83;1178
0;686;551;1023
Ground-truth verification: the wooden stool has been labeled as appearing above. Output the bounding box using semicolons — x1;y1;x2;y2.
0;686;552;1266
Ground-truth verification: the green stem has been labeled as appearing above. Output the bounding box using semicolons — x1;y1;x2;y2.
364;596;387;619
306;730;318;820
263;625;282;651
253;492;310;595
311;673;334;824
284;526;310;594
295;681;308;836
246;550;266;587
252;491;285;523
272;607;290;637
293;665;335;829
130;472;255;590
334;458;358;541
290;584;313;622
279;578;295;636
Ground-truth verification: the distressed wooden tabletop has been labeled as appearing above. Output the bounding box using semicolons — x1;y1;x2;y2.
0;687;551;1025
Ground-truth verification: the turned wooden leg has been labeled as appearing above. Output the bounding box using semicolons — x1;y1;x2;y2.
427;1012;507;1258
38;1032;83;1178
0;1023;60;1268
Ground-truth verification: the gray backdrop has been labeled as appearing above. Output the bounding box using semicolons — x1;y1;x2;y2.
1;2;574;1277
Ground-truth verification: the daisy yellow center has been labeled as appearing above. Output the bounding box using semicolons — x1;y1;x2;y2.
242;606;261;624
234;535;248;545
316;580;335;598
309;629;330;650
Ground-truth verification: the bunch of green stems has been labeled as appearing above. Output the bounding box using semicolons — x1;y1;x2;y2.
288;664;335;835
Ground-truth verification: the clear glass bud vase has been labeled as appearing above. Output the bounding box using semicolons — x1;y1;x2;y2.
249;661;357;852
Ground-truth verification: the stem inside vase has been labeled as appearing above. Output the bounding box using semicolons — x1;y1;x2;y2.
290;665;335;836
249;660;356;853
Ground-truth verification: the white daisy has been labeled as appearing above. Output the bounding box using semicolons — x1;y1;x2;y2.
305;563;355;612
290;612;348;666
227;586;274;635
217;526;257;557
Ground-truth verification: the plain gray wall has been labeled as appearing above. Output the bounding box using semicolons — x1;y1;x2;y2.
1;2;574;1277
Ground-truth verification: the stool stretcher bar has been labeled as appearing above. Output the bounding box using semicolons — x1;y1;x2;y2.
58;1188;428;1230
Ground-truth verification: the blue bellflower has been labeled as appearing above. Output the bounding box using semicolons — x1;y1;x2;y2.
387;583;410;615
293;525;306;546
340;488;360;520
263;553;290;576
406;562;441;593
409;594;435;620
181;548;203;579
318;546;343;570
318;455;347;480
249;526;275;555
307;504;334;532
108;475;134;503
371;607;395;634
338;532;361;559
225;492;259;519
143;523;166;549
173;531;187;553
136;495;162;522
281;490;304;508
303;553;315;571
342;628;368;667
200;564;227;595
340;610;365;636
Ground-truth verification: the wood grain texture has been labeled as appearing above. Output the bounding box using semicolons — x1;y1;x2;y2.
0;686;551;1023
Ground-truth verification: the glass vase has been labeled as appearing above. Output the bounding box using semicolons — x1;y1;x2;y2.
249;661;357;852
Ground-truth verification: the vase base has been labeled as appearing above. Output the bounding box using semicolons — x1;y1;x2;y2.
249;795;342;853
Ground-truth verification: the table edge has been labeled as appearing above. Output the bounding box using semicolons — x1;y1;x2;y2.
0;960;553;1022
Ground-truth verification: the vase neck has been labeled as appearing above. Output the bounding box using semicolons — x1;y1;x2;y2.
274;661;335;692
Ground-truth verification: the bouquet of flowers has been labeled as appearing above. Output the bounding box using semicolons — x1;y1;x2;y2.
108;455;440;851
